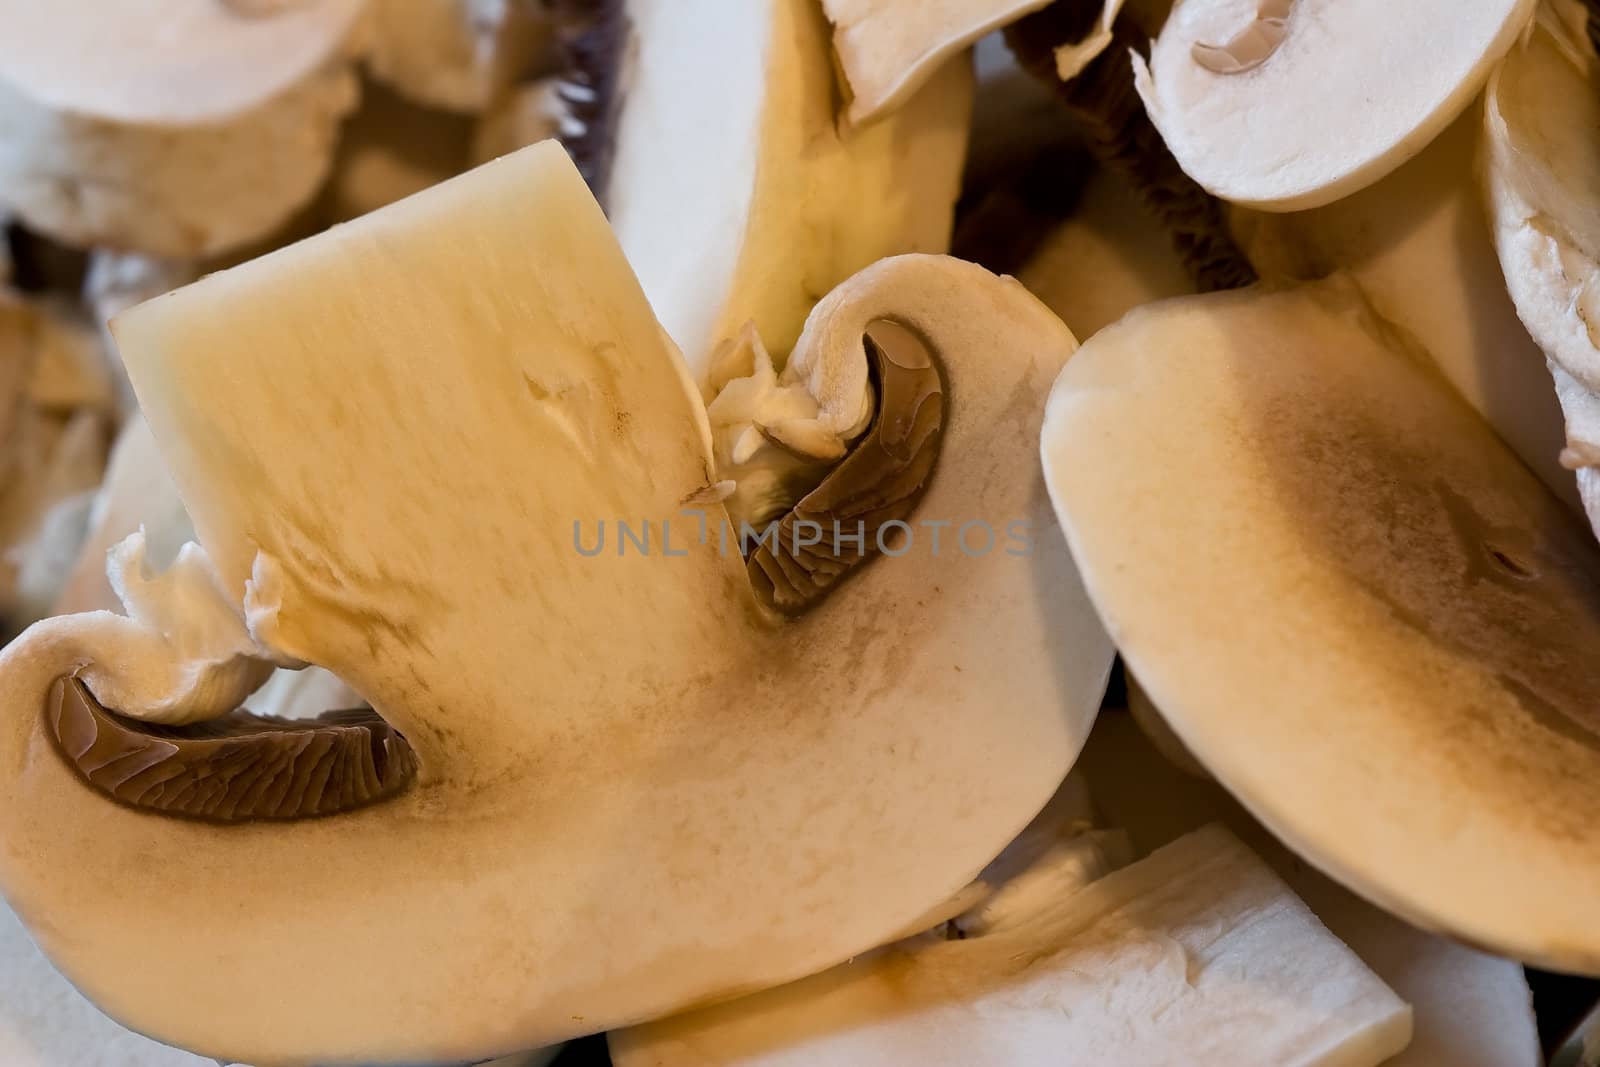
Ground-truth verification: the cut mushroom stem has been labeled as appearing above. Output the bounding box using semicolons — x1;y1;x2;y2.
1005;2;1257;292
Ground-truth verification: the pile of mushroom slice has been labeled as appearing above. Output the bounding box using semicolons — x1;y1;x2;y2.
0;142;1112;1065
1042;276;1600;972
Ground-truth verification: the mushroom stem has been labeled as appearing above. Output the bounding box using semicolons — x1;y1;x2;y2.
1004;2;1257;292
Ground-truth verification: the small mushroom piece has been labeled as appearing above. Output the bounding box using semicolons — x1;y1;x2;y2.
556;0;974;377
611;824;1411;1067
1481;2;1600;543
1042;277;1600;972
1133;0;1535;210
820;0;1054;124
0;143;1113;1064
1080;710;1543;1067
0;0;365;257
367;0;554;113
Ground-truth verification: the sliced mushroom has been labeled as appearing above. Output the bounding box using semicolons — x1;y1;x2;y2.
1482;2;1600;542
1235;106;1576;510
611;823;1411;1067
1042;277;1600;972
553;0;974;377
820;0;1054;124
367;0;554;113
1133;0;1535;210
0;0;365;257
1079;710;1544;1067
0;142;1113;1064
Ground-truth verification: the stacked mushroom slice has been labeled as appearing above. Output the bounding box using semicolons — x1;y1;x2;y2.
1041;277;1600;973
1482;2;1600;543
1134;0;1535;209
0;141;1113;1065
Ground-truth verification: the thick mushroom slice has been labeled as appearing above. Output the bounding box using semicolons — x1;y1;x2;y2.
0;0;365;257
0;142;1112;1064
1041;277;1600;972
1079;710;1543;1067
1133;0;1534;210
820;0;1053;124
557;0;973;376
1482;2;1600;542
611;822;1411;1066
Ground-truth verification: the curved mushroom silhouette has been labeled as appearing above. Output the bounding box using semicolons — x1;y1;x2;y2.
0;143;1112;1065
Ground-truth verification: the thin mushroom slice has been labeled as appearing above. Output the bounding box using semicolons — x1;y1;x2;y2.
0;143;1112;1065
1079;710;1543;1067
1042;277;1600;972
0;0;366;257
1482;2;1600;542
820;0;1054;124
1134;0;1535;210
611;823;1411;1067
552;0;973;376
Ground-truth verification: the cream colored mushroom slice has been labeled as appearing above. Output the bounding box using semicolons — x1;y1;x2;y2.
0;0;365;258
0;142;1111;1064
559;0;973;377
1483;3;1600;541
1134;0;1535;210
367;0;553;113
611;823;1411;1067
1042;276;1600;972
1235;105;1575;509
820;0;1052;124
1079;710;1543;1067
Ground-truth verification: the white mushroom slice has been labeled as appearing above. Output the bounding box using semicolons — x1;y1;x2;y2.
566;0;973;377
1236;106;1576;509
0;143;1112;1064
320;80;477;223
0;0;366;258
821;0;1052;124
1134;0;1535;210
1042;277;1600;971
1483;4;1600;540
612;824;1411;1067
367;0;553;113
472;78;566;165
1080;710;1543;1067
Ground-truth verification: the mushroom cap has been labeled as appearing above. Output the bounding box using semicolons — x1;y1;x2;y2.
1481;4;1600;537
821;0;1052;124
0;0;367;125
0;144;1111;1064
1078;710;1543;1067
1042;277;1600;973
1134;0;1535;210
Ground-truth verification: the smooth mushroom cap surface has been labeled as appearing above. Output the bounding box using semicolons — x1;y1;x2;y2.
1482;3;1600;541
821;0;1053;124
0;143;1111;1065
1042;277;1600;973
1079;710;1542;1067
1135;0;1535;210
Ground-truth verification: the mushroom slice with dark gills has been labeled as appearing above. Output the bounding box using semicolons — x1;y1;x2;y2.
1042;276;1600;974
0;142;1112;1066
548;0;974;379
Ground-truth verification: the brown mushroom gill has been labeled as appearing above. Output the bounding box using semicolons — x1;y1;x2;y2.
748;319;945;614
1192;0;1295;76
45;676;416;823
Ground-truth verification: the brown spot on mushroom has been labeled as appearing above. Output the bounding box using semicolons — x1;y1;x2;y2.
748;320;944;613
1192;0;1295;76
45;676;416;823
